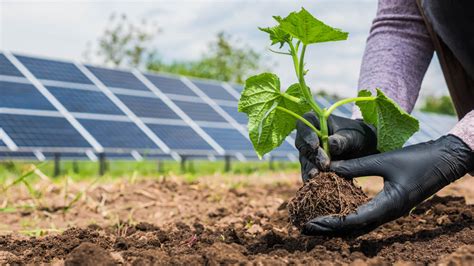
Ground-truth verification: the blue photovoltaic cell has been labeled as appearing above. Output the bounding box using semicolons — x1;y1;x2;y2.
413;112;456;136
0;54;23;77
0;139;5;146
0;81;56;110
86;66;149;91
15;55;93;84
47;86;124;115
173;100;226;122
43;152;88;159
144;73;198;96
78;119;158;149
201;127;253;151
0;114;90;147
274;140;296;152
232;84;243;93
192;80;236;101
116;94;180;119
220;105;247;124
147;124;213;150
0;152;36;159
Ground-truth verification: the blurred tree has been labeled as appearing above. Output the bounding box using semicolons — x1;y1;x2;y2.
84;13;160;68
420;95;456;116
86;14;264;83
147;32;262;84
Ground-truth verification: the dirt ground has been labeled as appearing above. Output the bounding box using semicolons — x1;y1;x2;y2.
0;172;473;265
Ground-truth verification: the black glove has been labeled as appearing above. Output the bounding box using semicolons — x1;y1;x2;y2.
295;112;378;181
302;134;474;237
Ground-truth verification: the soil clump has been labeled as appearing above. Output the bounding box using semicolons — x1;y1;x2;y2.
288;172;368;228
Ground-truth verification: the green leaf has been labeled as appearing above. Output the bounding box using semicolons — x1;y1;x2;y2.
275;8;348;45
238;73;310;158
259;25;291;48
357;89;419;152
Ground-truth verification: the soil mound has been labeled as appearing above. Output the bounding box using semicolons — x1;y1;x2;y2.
288;172;368;228
64;242;116;266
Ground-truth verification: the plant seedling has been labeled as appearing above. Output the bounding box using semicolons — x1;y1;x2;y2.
238;8;419;159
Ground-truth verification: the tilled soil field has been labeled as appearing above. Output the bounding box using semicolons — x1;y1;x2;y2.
0;173;473;265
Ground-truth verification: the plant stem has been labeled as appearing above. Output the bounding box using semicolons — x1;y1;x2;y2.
289;41;300;79
289;42;328;155
280;92;303;104
319;114;330;156
324;96;376;119
268;48;291;55
295;45;323;115
276;106;321;137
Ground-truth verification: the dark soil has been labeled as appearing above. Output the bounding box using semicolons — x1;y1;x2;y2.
288;172;368;229
0;194;472;265
64;242;116;266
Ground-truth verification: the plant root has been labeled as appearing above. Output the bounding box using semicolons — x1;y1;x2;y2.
287;172;368;229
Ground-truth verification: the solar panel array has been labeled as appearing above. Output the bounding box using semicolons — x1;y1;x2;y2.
0;52;458;162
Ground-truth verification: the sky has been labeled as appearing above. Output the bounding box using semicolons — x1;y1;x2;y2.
1;0;448;105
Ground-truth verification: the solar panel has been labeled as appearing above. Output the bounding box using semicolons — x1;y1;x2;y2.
200;127;253;151
0;81;56;110
78;119;159;149
0;114;91;148
0;139;5;146
47;86;124;115
147;124;213;151
1;52;458;162
335;103;353;118
274;140;297;152
0;152;36;159
0;53;23;77
86;66;149;91
231;84;243;93
115;94;180;119
144;73;198;96
414;111;456;136
173;100;227;122
43;152;89;159
219;105;247;124
192;80;236;101
15;55;93;84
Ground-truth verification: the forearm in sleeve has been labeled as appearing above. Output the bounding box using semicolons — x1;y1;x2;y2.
450;110;474;151
353;0;435;118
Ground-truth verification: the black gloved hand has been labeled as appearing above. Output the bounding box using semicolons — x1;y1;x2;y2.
302;134;474;237
295;112;378;182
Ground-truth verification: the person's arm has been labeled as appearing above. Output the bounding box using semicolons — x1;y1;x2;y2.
450;110;474;167
354;0;434;117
